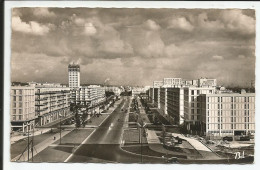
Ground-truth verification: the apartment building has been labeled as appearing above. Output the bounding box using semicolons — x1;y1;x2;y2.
167;88;185;125
159;87;167;115
199;91;255;138
132;87;146;97
34;85;71;126
10;86;35;132
105;86;122;96
148;88;154;103
163;78;182;87
68;63;80;89
153;81;163;108
198;78;217;87
184;86;216;134
73;85;105;107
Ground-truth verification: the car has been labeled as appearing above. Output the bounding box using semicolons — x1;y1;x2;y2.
206;140;216;144
240;136;250;141
223;136;233;141
167;157;178;163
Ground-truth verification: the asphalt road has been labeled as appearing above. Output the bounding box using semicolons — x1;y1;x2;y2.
66;96;165;163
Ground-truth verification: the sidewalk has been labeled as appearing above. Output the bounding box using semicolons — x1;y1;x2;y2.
172;133;220;159
146;129;160;144
11;129;72;162
11;128;51;144
137;97;150;123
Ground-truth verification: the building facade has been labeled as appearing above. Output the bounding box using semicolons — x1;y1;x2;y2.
184;86;216;134
198;78;217;87
167;88;185;125
159;87;167;115
199;92;255;138
68;64;80;89
34;86;71;126
131;87;146;97
105;86;122;96
153;81;163;107
10;86;35;132
163;78;182;87
73;85;106;110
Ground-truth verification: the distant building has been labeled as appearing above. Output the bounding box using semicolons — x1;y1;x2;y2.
68;64;80;89
163;78;182;87
199;91;255;138
148;88;154;103
153;81;163;88
105;86;122;96
72;85;105;109
131;87;146;97
198;78;217;87
10;86;35;132
153;81;163;108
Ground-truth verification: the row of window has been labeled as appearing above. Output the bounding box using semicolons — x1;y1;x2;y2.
207;96;254;103
207;123;254;130
207;110;254;117
208;117;252;123
207;103;254;109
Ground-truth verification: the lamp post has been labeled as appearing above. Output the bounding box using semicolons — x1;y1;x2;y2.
59;113;62;144
27;122;29;162
136;122;152;163
31;122;39;162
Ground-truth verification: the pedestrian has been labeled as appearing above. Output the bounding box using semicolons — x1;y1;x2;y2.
54;136;56;140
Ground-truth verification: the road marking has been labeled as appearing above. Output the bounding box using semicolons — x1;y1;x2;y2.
64;99;123;162
64;128;96;162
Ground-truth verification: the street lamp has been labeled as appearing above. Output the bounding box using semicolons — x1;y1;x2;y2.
59;113;62;144
31;122;39;162
136;122;152;163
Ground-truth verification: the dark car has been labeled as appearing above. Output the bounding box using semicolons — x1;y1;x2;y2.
167;157;178;163
240;136;250;141
223;136;233;141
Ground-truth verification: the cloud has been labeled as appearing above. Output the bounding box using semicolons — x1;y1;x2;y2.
238;55;246;59
212;55;224;60
84;22;97;35
32;8;56;18
11;8;255;86
220;10;255;35
97;25;133;56
143;19;160;31
195;10;255;36
168;17;194;32
12;16;51;35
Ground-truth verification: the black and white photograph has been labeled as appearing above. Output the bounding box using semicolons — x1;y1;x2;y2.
6;4;257;165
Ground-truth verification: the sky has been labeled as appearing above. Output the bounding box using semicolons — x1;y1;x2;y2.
11;8;255;87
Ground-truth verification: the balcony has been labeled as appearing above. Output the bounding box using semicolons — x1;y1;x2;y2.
35;103;45;106
35;97;48;101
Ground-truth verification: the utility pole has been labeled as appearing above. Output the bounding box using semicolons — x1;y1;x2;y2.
27;122;29;162
60;113;62;144
31;123;34;162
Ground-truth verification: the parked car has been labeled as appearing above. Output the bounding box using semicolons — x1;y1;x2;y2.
240;136;250;141
223;136;233;141
167;157;178;163
206;140;216;144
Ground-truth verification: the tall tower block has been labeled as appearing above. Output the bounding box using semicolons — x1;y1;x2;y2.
68;63;80;89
